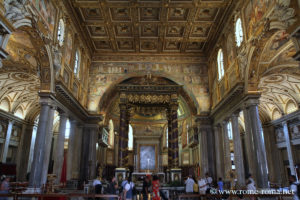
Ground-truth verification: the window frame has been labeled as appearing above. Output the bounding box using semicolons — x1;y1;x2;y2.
235;17;243;47
73;50;80;78
217;49;224;81
57;19;65;46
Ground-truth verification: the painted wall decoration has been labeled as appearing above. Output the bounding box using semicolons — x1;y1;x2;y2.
88;59;209;114
64;32;73;66
31;0;57;35
226;33;235;67
244;0;272;38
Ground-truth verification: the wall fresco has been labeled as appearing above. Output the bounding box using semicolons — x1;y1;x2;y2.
88;60;209;114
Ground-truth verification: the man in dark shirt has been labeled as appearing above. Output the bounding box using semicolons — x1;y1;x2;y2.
142;176;150;200
108;176;118;200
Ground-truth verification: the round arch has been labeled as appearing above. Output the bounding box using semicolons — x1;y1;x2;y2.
97;73;199;116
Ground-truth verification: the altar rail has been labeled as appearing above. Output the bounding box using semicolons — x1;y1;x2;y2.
0;193;119;199
178;193;293;200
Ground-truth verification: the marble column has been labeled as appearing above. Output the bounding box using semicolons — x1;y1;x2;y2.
231;113;245;186
171;103;179;168
67;119;77;180
40;104;56;185
243;100;268;188
1;120;14;163
29;98;52;188
16;124;33;181
214;125;224;179
72;125;83;179
53;112;67;184
282;121;296;175
222;121;231;180
89;126;98;179
118;104;127;168
79;127;90;183
263;125;284;184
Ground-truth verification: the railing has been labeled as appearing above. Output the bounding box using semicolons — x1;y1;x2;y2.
0;193;119;199
178;193;294;200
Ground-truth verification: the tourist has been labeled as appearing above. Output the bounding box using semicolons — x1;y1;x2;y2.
185;175;194;194
152;175;161;200
246;174;256;200
205;173;213;188
142;175;150;200
193;177;199;194
198;176;207;194
217;178;223;191
93;176;102;194
289;175;299;200
123;177;135;200
0;175;10;200
108;176;118;200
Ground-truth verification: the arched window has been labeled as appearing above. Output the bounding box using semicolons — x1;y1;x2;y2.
108;119;114;148
128;124;133;150
235;18;243;47
57;19;65;46
65;119;71;139
74;50;80;77
217;49;224;80
227;121;233;140
286;101;297;114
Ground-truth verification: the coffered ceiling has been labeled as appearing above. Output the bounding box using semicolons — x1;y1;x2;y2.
67;0;233;54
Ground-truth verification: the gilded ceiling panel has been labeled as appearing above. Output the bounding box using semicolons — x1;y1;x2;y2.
69;0;233;54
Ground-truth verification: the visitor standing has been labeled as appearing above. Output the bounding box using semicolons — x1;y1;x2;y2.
217;178;224;191
289;175;299;200
123;177;135;200
152;175;161;200
0;175;10;200
198;176;207;194
185;175;195;193
193;177;199;194
108;176;118;200
142;175;150;200
93;176;102;200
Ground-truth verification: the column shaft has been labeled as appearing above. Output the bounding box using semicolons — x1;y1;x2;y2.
167;108;172;167
40;105;55;185
171;104;179;168
283;122;296;175
89;127;97;179
231;114;245;186
222;121;231;180
2;120;14;163
72;125;83;179
53;113;67;184
118;104;127;168
243;104;268;188
263;125;284;184
29;102;50;187
67;120;77;180
214;125;224;179
16;124;34;181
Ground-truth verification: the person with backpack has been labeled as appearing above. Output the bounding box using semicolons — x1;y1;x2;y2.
289;175;299;200
123;177;135;200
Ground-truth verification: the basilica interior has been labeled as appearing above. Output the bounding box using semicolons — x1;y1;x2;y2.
0;0;300;196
